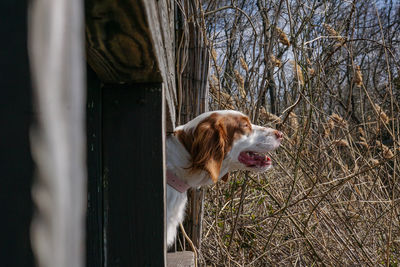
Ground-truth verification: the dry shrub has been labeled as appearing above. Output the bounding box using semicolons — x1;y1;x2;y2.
270;54;282;67
308;67;315;77
234;69;246;98
259;107;281;124
202;77;399;266
288;112;298;130
211;47;218;62
201;106;400;266
290;60;304;86
275;27;290;46
373;103;389;124
240;57;249;72
323;23;346;47
199;2;399;266
376;140;394;159
354;65;363;87
209;76;235;110
332;139;349;147
329;113;348;129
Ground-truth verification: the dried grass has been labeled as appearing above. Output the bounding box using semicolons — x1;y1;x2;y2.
201;107;400;266
270;54;282;67
234;69;246;98
323;23;346;47
211;48;218;62
275;27;290;46
373;103;389;124
354;65;363;87
290;60;304;86
197;3;400;267
202;71;399;266
240;57;249;72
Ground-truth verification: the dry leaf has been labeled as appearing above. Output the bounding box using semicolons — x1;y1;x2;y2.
276;27;290;46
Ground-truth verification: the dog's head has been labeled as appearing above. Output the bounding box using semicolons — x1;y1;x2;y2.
174;110;283;183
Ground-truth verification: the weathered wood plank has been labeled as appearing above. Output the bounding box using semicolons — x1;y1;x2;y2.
85;0;160;83
102;83;166;266
142;0;177;131
85;0;176;131
175;0;210;252
167;252;195;267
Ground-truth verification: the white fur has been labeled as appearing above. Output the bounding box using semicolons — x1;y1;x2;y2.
166;110;282;246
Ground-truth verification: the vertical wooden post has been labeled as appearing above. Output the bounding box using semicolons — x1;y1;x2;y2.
0;1;34;266
102;83;166;266
86;66;104;267
176;0;210;253
29;0;87;266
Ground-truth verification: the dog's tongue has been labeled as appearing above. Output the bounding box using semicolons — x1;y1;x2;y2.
238;152;271;167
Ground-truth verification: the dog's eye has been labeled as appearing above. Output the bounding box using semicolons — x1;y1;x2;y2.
242;123;249;128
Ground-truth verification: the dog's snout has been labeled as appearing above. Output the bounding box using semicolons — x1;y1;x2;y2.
274;130;283;140
257;126;283;140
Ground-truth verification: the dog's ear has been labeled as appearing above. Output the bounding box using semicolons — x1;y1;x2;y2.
190;117;227;183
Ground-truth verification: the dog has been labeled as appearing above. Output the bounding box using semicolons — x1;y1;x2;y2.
166;110;283;246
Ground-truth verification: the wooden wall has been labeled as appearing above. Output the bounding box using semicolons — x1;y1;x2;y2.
102;83;165;266
85;0;176;266
1;0;209;266
175;0;210;252
85;0;176;131
85;0;210;265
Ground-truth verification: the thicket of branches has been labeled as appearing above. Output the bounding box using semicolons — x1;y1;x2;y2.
197;0;400;266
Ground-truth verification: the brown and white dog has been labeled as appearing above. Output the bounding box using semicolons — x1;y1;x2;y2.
166;110;283;246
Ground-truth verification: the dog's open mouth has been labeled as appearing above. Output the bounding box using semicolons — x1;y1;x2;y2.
238;151;272;168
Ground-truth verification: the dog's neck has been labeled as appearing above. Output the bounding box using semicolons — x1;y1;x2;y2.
166;135;230;188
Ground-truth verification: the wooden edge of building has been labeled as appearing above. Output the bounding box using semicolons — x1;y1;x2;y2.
86;0;177;131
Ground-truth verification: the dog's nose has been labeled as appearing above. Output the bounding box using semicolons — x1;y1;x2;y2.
274;130;283;140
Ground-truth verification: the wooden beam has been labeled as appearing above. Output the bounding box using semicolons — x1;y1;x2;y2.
102;83;166;266
141;0;176;131
175;0;210;253
85;0;176;130
86;0;160;83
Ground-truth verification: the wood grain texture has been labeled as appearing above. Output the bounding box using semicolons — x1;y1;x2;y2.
167;251;195;267
141;0;177;131
85;0;176;130
86;0;159;83
175;0;210;253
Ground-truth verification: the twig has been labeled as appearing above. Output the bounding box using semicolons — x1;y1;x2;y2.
180;222;198;267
